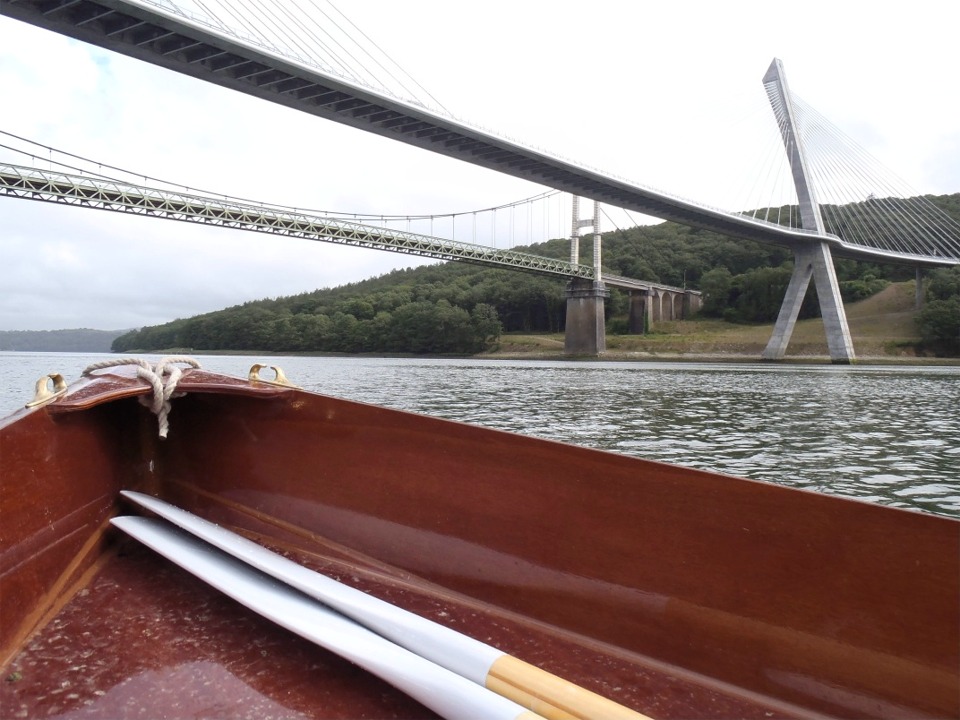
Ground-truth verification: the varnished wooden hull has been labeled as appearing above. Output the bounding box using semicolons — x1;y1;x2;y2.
1;366;957;718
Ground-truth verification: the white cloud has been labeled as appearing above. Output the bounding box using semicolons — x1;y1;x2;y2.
1;0;957;331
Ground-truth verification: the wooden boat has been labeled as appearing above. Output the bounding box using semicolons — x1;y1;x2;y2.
1;358;957;719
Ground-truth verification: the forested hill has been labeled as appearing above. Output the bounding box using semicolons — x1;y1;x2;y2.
112;193;960;355
1;329;128;352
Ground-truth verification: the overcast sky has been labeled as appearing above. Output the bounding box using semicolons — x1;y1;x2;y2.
1;0;958;331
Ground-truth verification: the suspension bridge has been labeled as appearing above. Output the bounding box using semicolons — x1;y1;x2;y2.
1;0;958;361
0;161;679;294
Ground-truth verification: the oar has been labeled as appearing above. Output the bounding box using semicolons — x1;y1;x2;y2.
111;515;542;720
120;491;651;720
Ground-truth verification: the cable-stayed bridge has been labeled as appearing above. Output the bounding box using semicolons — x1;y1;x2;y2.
2;0;958;361
4;0;956;266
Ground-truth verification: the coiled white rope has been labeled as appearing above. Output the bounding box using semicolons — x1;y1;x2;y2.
83;357;202;439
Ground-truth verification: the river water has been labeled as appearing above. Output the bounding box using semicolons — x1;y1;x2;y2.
2;351;958;518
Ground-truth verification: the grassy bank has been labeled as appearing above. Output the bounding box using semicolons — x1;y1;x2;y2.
487;281;956;364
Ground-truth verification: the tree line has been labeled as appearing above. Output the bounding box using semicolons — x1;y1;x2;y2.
112;193;960;356
917;266;960;355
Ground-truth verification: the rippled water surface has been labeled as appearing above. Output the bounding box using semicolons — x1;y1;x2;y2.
2;352;958;517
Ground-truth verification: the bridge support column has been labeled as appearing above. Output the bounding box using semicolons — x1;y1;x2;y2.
915;266;924;310
762;241;855;363
564;279;609;355
684;290;703;317
649;290;663;323
628;290;650;334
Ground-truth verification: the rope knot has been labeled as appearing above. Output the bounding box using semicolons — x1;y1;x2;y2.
83;356;201;438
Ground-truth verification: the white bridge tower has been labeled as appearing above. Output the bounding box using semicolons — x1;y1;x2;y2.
761;59;855;364
565;196;609;355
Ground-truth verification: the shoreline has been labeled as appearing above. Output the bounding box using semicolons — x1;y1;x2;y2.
162;345;959;367
480;349;960;366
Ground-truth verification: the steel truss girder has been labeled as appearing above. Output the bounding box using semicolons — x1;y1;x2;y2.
0;164;601;280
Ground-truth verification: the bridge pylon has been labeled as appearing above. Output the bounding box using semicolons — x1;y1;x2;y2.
565;196;609;355
761;59;855;364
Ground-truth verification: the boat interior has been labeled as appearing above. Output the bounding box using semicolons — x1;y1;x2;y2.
2;365;958;719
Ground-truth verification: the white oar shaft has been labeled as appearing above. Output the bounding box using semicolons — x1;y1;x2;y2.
112;516;539;720
119;491;651;720
121;491;498;682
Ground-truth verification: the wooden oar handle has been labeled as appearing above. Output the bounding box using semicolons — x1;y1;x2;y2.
487;655;652;720
487;673;579;719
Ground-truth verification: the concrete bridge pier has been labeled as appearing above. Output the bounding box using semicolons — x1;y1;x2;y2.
684;291;703;317
564;279;610;355
628;290;652;333
630;288;702;331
